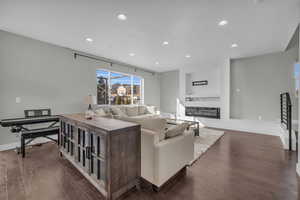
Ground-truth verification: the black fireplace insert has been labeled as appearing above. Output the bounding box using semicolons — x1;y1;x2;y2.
185;107;220;119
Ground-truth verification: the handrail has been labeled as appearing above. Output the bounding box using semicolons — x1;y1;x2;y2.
280;92;292;151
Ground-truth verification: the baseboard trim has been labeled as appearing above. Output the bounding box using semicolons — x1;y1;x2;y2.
0;135;57;152
0;142;19;152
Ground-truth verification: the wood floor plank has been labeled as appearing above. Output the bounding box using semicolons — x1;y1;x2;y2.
4;151;27;200
0;152;8;200
0;130;299;200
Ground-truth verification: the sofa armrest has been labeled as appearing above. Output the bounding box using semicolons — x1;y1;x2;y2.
153;130;194;186
140;128;160;184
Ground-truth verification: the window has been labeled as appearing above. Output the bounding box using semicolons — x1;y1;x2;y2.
96;69;144;105
133;76;142;104
96;70;109;104
110;72;131;105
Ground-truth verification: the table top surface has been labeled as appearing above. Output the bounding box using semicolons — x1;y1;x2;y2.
1;115;60;127
61;113;140;132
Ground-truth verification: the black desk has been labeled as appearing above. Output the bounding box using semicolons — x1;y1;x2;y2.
0;115;60;157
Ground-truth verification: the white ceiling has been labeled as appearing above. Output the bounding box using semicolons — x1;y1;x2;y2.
0;0;299;72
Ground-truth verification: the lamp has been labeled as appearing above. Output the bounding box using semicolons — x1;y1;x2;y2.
84;95;96;119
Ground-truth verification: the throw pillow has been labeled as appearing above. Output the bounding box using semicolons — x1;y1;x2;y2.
139;118;167;141
138;106;148;115
94;108;106;117
126;106;139;117
102;107;112;115
146;106;157;115
111;107;127;117
165;123;189;139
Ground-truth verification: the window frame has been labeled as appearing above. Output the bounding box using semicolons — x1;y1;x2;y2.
96;69;144;105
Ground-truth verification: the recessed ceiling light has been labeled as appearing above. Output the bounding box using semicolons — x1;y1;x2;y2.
185;54;191;58
162;41;169;45
155;61;159;65
231;43;238;48
117;14;127;21
129;53;135;56
218;20;228;26
85;38;93;42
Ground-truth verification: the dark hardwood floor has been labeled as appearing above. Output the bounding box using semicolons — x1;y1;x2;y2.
0;130;299;200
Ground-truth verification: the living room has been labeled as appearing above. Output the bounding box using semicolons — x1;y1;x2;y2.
0;1;300;200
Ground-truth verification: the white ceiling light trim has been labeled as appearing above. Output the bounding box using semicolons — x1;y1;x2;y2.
162;41;169;45
231;43;238;48
155;61;159;65
129;53;135;56
85;38;93;42
218;20;228;26
117;13;127;21
185;54;191;58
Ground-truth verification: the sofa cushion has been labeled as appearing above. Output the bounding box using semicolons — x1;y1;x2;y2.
139;118;166;132
139;118;167;141
111;107;127;117
94;108;106;117
165;123;189;139
138;106;148;115
102;107;112;114
119;106;128;114
146;106;157;115
95;106;112;114
126;106;139;117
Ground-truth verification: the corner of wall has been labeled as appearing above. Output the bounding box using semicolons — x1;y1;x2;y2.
220;58;230;120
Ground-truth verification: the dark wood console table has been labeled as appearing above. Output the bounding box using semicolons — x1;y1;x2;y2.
59;113;141;200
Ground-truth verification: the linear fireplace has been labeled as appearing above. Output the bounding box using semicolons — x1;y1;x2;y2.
185;107;220;119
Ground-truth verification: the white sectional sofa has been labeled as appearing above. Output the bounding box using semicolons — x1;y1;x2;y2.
94;104;194;188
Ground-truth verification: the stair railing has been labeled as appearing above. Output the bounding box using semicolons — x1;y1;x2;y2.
280;92;292;151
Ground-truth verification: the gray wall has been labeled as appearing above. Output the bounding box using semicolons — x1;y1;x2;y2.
0;30;160;145
230;47;298;121
297;24;300;163
160;70;179;114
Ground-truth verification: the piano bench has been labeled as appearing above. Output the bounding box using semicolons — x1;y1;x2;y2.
21;126;59;158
